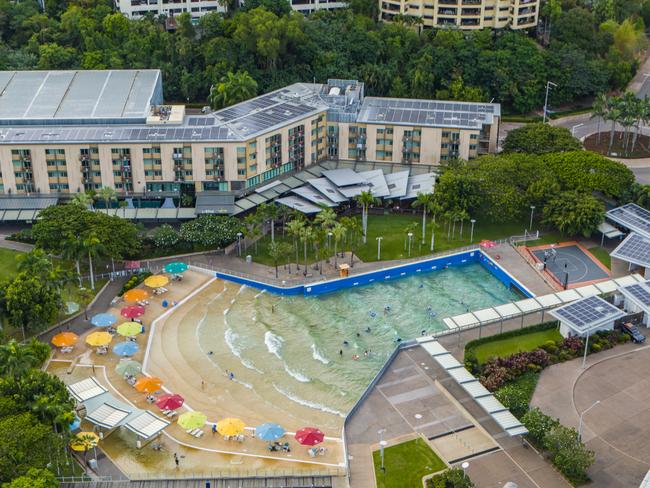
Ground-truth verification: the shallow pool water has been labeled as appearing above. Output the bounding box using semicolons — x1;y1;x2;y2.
197;264;519;417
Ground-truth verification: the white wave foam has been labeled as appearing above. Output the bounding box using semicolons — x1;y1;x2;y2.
310;344;330;365
234;378;253;389
224;328;263;374
223;308;229;315
284;365;310;383
272;384;345;418
254;289;266;299
264;331;284;359
237;284;247;295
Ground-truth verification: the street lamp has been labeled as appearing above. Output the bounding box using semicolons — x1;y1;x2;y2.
236;232;243;257
461;461;469;479
470;219;476;244
407;232;414;257
378;429;387;472
376;236;383;261
543;81;558;123
529;205;536;231
578;400;600;441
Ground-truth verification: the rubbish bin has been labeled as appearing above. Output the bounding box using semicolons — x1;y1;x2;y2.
246;255;252;263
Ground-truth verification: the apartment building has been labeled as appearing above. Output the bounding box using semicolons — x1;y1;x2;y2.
0;70;500;198
115;0;347;21
380;0;538;30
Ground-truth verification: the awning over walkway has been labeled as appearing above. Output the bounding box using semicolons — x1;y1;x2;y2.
550;295;625;336
611;233;650;268
67;377;107;403
195;193;235;215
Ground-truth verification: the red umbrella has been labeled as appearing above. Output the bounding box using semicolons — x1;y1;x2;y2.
156;393;184;410
121;305;145;319
294;427;324;446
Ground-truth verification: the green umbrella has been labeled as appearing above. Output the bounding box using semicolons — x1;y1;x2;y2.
117;321;143;337
164;262;188;274
115;360;142;377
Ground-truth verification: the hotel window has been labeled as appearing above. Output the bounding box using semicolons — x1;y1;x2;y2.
111;148;132;192
265;134;282;168
288;125;305;170
12;149;34;193
402;129;421;163
236;147;246;178
347;126;367;160
173;146;192;182
205;147;224;179
81;147;101;191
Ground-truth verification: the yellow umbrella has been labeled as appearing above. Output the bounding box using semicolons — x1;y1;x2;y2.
51;332;78;348
123;289;149;303
134;376;163;393
70;431;99;451
217;417;246;437
144;275;169;288
177;411;207;430
116;322;142;337
86;331;113;347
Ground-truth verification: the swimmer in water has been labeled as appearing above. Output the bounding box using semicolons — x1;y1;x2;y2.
339;349;343;356
364;350;368;357
208;351;214;356
356;332;360;338
343;340;349;346
365;326;371;333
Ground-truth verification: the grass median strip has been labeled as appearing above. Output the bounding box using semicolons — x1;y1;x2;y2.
373;438;446;488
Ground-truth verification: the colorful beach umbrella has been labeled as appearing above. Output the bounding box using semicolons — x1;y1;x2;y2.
217;418;246;437
123;289;149;303
51;331;78;348
295;427;324;446
113;341;139;357
115;359;142;377
86;331;113;347
156;393;184;410
91;313;116;327
70;432;99;451
178;411;207;430
116;322;143;337
134;376;163;393
164;262;188;274
121;305;145;319
68;416;81;431
255;422;285;441
144;275;169;288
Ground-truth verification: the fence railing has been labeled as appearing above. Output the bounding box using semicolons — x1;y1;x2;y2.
128;470;339;480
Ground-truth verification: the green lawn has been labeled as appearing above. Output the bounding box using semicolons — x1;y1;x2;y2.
247;214;539;266
0;248;23;281
373;438;446;488
587;246;611;270
471;328;562;364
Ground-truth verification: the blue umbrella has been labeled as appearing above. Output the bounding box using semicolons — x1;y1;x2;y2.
113;341;139;357
91;313;117;328
255;422;286;441
69;416;81;431
164;262;188;274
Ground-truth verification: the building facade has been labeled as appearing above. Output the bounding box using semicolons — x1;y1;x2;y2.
0;71;500;197
380;0;538;30
115;0;347;21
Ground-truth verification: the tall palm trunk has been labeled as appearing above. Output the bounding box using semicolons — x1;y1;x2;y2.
75;259;82;288
303;240;308;276
294;238;300;270
270;219;275;243
459;219;464;239
421;209;427;244
362;206;368;244
88;252;95;290
334;242;338;268
608;121;616;153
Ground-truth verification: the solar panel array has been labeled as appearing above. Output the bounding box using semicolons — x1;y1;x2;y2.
620;282;650;307
611;233;650;267
552;296;623;333
358;97;499;130
606;204;650;239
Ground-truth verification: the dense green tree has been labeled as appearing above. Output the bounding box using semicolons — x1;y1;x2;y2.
3;468;59;488
503;123;581;154
209;70;258;109
543;191;605;237
543;426;595;483
4;274;62;334
241;0;290;16
179;215;241;248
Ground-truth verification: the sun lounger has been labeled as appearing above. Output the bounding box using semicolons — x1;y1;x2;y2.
60;346;73;353
308;448;317;458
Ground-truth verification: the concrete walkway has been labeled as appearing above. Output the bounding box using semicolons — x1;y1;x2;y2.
531;343;650;487
0;233;34;252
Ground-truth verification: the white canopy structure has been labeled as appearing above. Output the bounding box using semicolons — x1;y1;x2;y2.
550;295;626;338
67;377;107;403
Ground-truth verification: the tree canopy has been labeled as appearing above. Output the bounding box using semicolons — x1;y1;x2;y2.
503;123;582;154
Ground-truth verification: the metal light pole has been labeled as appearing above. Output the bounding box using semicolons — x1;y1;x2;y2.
376;236;383;261
543;81;557;123
582;330;591;368
236;232;243;257
461;461;469;479
470;219;476;244
378;429;387;472
407;232;413;257
578;400;600;441
529;205;535;231
327;232;332;252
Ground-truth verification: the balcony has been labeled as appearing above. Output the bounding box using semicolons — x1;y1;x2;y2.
462;0;481;4
461;8;481;15
438;8;457;15
438;0;457;4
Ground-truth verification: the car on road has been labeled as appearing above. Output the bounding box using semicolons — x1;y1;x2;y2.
621;322;646;343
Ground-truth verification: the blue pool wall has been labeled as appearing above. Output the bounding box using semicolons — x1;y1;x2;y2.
214;249;534;298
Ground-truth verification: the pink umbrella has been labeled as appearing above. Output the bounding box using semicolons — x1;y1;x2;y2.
121;305;145;319
156;393;185;410
295;427;325;446
479;240;496;248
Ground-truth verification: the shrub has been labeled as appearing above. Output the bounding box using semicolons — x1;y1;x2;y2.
179;215;241;248
541;340;558;354
119;271;151;295
6;229;35;244
560;335;583;354
543;425;595;483
522;407;560;446
494;372;539;419
152;224;180;248
590;343;602;353
480;349;549;391
427;467;474;488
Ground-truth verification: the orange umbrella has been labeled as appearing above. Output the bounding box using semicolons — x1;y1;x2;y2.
134;376;163;393
123;289;149;303
51;332;78;348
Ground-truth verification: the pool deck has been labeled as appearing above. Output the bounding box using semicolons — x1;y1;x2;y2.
48;270;344;481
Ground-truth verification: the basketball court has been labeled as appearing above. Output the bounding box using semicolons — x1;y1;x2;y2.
528;242;609;288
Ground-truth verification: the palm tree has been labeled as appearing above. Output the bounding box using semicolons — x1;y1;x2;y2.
61;233;85;287
243;214;261;254
299;225;314;276
591;93;609;144
346;217;362;267
82;231;104;290
355;190;379;244
286;218;305;271
97;187;117;212
412;192;435;244
457;209;470;240
209;70;257;109
267;241;284;279
258;203;279;243
0;340;37;377
631;96;650;154
428;200;443;252
72;192;94;208
314;207;337;230
331;222;346;269
606;103;622;155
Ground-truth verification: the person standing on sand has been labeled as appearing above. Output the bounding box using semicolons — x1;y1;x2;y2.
174;453;179;469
